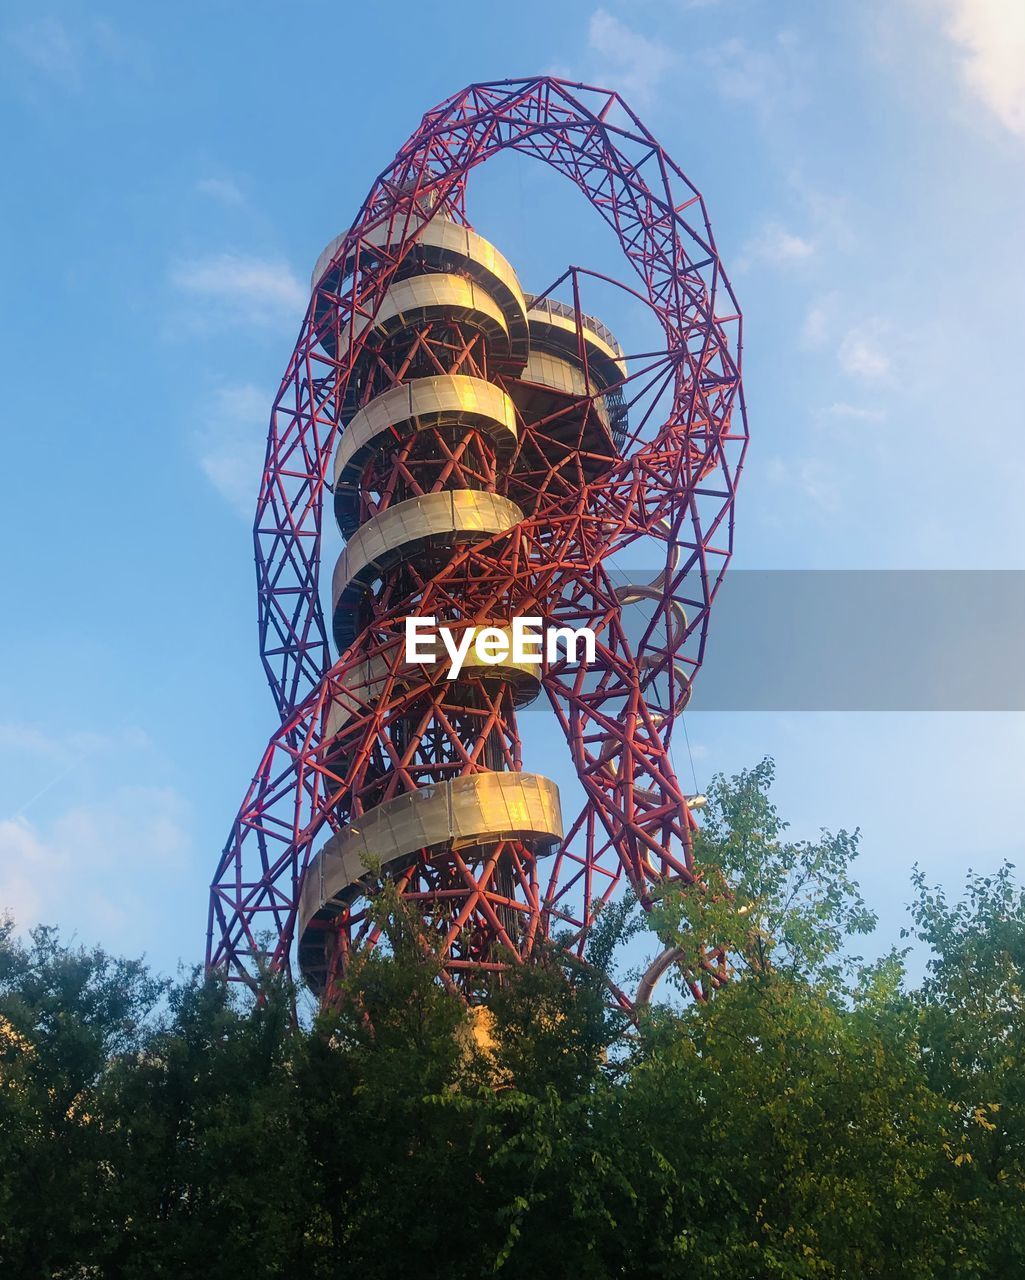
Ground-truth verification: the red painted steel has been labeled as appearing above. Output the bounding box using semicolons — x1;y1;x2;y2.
206;76;747;1004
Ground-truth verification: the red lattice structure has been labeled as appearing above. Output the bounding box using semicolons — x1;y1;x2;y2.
206;76;747;1007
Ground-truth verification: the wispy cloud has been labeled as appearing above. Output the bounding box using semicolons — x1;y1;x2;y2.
704;30;810;117
792;179;858;255
0;786;190;938
738;222;816;271
169;252;307;329
196;176;246;207
0;716;194;960
194;384;269;517
838;322;892;379
6;16;79;83
931;0;1025;139
89;17;149;75
0;722;147;759
0;816;58;931
827;401;887;422
800;294;837;349
801;299;894;380
171;253;305;316
767;455;843;512
6;16;147;87
585;9;675;104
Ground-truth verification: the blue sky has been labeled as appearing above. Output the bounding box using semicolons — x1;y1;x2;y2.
1;1;1023;976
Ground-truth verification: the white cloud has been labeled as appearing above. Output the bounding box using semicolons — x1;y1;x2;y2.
170;253;307;327
801;302;894;380
0;722;76;761
196;176;245;206
194;384;269;517
802;469;841;515
0;721;194;960
6;16;79;83
827;402;887;422
741;179;855;277
587;9;675;103
838;323;892;379
931;0;1025;139
88;18;149;75
704;30;810;116
0;787;191;938
801;294;837;349
0;722;146;764
0;818;51;927
0;723;152;821
793;180;858;255
6;16;146;87
767;455;843;512
739;222;815;270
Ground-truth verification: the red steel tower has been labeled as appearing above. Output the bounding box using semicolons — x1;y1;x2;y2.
207;77;747;1007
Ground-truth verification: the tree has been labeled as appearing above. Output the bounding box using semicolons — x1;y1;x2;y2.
0;919;164;1277
905;863;1025;1274
96;973;314;1279
2;763;1025;1277
648;758;877;993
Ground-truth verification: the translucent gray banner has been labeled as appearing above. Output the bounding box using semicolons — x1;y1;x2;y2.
672;570;1025;711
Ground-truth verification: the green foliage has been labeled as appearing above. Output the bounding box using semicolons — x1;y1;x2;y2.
2;764;1025;1276
903;864;1025;1274
650;758;876;992
0;922;166;1276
